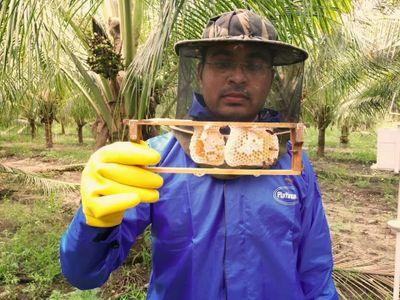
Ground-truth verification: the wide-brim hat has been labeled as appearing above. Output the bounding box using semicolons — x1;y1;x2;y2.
175;9;308;66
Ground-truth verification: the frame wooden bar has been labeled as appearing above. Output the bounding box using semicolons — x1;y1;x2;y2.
123;118;305;176
144;167;301;176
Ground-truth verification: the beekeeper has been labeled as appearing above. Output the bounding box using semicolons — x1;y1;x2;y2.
60;9;338;300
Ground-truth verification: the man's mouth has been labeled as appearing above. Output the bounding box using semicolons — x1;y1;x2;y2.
221;92;249;104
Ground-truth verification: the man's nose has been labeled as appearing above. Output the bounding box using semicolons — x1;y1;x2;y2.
227;64;247;84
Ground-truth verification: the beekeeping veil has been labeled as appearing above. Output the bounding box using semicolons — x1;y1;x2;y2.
173;9;308;171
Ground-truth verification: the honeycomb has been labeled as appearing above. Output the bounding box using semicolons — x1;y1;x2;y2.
224;126;279;167
189;125;225;165
189;125;279;168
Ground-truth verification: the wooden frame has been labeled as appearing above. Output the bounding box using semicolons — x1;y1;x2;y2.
123;118;304;176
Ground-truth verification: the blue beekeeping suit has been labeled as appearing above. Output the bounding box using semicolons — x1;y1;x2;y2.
60;94;338;300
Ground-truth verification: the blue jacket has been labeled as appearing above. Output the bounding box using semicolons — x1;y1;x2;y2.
60;95;338;300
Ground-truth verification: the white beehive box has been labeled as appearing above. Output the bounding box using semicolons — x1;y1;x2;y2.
373;125;400;173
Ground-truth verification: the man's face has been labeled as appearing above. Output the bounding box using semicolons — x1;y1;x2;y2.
198;43;274;121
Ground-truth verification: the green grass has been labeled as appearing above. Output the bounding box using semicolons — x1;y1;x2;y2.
0;123;151;298
0;192;70;298
382;180;399;208
304;126;377;164
1;124;378;165
0;124;94;163
49;289;100;300
0;183;150;299
113;285;147;300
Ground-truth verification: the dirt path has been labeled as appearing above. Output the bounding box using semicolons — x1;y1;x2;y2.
313;159;398;275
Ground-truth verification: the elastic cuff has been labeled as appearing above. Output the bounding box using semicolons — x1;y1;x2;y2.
69;206;120;243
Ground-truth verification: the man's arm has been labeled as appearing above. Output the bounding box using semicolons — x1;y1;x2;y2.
59;204;150;290
298;155;338;300
59;141;163;290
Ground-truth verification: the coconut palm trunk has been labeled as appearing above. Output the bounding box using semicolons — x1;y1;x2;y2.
317;125;326;157
29;118;36;140
38;92;57;149
77;122;86;144
315;107;333;157
86;1;143;148
340;124;350;145
61;122;66;135
43;117;54;148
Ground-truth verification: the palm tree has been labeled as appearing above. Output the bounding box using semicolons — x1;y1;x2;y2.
302;30;362;156
336;0;400;138
37;89;58;148
0;0;351;148
67;93;95;144
302;0;400;156
12;79;39;140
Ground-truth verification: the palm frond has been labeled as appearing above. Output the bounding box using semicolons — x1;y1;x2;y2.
332;238;394;299
303;0;400;129
0;163;80;195
335;1;400;122
59;44;115;130
333;268;392;300
174;0;352;50
123;0;185;119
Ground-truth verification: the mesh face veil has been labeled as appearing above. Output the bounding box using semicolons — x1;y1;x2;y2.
176;47;305;123
172;9;307;170
175;9;307;123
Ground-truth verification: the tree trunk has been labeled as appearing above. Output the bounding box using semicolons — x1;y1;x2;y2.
110;78;119;102
317;127;326;157
77;124;84;144
44;119;53;148
29;119;36;140
142;95;160;140
61;122;66;135
340;125;349;146
92;117;109;149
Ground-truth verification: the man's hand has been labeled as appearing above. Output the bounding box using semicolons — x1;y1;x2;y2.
81;141;163;227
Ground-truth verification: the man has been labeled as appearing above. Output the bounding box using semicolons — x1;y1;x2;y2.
60;9;338;299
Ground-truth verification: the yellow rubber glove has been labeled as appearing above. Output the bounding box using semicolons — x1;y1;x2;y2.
81;141;163;227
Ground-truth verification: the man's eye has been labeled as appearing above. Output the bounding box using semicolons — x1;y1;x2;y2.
245;63;263;72
214;61;232;69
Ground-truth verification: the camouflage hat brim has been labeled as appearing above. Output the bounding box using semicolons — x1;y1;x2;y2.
174;38;308;66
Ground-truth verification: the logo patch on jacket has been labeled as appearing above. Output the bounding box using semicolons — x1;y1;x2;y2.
273;186;299;205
